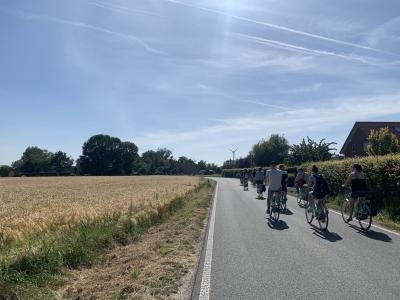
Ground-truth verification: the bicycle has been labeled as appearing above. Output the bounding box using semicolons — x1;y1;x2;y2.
256;183;264;199
305;197;329;231
296;186;308;207
281;190;287;213
269;191;281;221
341;194;372;231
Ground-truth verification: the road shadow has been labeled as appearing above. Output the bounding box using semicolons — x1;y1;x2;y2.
349;224;392;242
256;196;266;200
310;225;343;242
266;218;289;231
281;208;293;215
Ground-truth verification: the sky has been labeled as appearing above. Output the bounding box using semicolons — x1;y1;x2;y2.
1;0;400;165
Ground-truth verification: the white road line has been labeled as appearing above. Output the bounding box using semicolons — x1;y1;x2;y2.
329;209;400;237
199;183;218;300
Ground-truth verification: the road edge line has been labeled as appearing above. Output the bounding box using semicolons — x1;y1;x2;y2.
198;182;218;300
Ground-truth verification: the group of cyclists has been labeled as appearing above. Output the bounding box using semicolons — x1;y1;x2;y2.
239;162;369;228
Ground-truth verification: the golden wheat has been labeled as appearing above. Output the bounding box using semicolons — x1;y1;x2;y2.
0;176;200;241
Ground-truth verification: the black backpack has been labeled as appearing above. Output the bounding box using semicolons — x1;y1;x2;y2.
313;174;330;199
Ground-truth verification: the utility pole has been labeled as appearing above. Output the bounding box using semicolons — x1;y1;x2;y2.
229;147;239;162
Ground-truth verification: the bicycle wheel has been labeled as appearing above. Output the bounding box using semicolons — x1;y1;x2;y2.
359;201;372;231
341;200;350;223
317;205;329;231
305;202;314;224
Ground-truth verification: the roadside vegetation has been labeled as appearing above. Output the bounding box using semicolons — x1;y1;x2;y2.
0;177;215;299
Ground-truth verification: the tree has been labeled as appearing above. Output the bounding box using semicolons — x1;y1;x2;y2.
0;165;12;177
252;134;289;166
19;147;52;176
368;127;400;156
177;156;199;175
198;160;207;171
50;151;74;175
140;148;173;175
286;137;337;165
78;134;139;175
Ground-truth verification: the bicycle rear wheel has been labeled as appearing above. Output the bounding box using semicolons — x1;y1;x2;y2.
341;200;350;223
359;201;372;231
305;202;314;224
317;205;329;231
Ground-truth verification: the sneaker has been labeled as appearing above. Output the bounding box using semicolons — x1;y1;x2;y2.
266;208;270;214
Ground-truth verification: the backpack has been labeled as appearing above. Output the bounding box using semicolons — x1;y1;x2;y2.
313;174;330;199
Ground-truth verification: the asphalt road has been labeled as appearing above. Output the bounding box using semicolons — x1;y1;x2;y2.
192;178;400;300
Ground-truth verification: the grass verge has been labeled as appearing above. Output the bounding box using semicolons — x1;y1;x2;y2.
0;180;215;299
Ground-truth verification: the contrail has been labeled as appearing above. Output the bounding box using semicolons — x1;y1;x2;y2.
233;33;381;65
241;100;291;111
0;8;166;55
89;1;163;18
161;0;382;53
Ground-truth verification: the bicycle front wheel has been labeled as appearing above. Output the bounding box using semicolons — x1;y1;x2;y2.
318;206;329;231
341;200;350;223
305;202;314;224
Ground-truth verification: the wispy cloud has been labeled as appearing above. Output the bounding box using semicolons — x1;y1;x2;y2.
240;100;291;111
89;1;163;18
160;0;383;53
136;91;400;149
232;33;382;66
1;8;166;55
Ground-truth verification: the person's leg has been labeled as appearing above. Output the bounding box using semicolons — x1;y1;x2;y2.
308;192;313;212
348;198;356;221
267;188;272;212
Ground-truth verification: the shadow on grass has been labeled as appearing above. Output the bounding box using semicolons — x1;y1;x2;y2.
310;225;343;242
349;224;392;242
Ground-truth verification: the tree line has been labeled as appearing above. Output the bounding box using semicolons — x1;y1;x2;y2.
223;127;400;169
0;134;221;177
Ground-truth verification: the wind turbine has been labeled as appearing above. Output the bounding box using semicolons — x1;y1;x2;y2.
229;147;239;162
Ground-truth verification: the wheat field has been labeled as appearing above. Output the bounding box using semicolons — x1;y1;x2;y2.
0;176;200;241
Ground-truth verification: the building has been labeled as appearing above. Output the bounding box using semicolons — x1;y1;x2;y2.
340;122;400;157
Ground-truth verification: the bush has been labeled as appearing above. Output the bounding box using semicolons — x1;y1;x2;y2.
302;154;400;220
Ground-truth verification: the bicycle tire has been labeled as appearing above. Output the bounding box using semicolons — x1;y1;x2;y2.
359;201;372;231
318;205;329;231
341;200;350;223
305;202;314;224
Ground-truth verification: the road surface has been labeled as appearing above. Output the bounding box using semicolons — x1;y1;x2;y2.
192;178;400;300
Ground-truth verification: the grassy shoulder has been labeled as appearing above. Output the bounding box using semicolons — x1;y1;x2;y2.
287;188;400;233
0;179;216;299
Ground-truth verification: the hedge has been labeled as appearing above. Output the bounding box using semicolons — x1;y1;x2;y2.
301;154;400;220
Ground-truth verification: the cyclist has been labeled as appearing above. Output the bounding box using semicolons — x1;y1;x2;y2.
255;167;265;198
295;167;309;203
243;168;250;190
308;165;329;221
265;161;282;214
342;164;367;222
279;164;288;202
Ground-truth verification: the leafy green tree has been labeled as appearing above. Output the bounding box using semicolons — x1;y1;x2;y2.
0;165;12;177
141;148;173;175
198;160;207;171
78;134;139;175
368;127;400;156
50;151;74;175
286;137;337;165
177;156;199;175
19;147;52;176
252;134;289;166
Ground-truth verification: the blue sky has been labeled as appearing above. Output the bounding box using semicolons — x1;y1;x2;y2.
1;0;400;165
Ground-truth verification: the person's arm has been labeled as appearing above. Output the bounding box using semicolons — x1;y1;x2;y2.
343;173;352;187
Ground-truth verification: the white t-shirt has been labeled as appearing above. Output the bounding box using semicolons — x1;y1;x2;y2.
266;168;282;191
